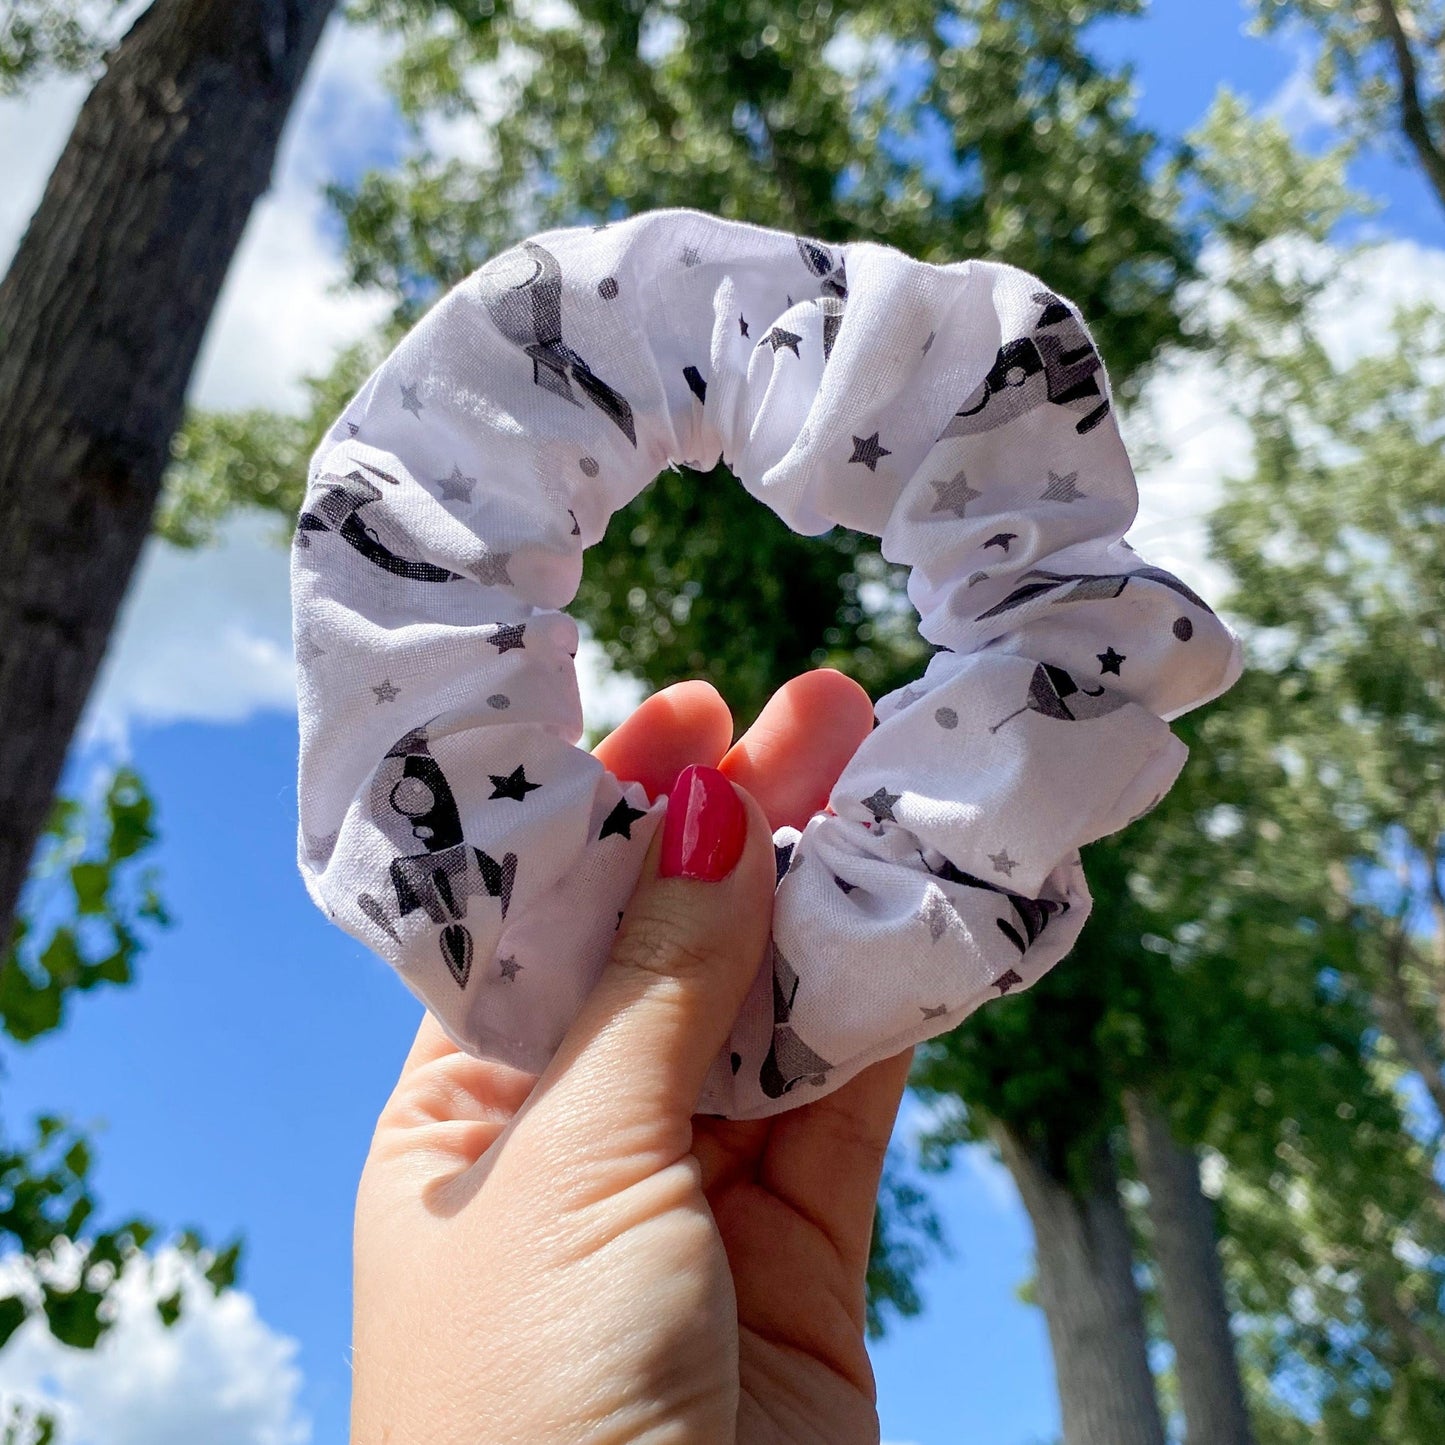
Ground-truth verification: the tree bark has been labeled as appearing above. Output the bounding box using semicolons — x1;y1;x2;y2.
993;1122;1167;1445
1376;0;1445;214
0;0;337;941
1124;1092;1255;1445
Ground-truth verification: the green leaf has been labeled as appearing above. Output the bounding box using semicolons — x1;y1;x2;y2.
0;1296;28;1349
155;1290;183;1328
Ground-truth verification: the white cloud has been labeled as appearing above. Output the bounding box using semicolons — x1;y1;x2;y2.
0;1249;308;1445
1262;39;1346;141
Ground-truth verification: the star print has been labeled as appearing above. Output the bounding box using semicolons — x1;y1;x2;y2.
834;875;857;895
921;886;954;943
849;432;892;471
922;330;936;354
929;469;982;518
681;245;701;267
739;314;749;337
469;552;514;587
921;1004;949;1020
994;968;1024;995
1097;646;1126;675
861;786;901;823
488;623;526;653
568;509;581;536
967;571;990;586
896;684;925;708
1041;469;1087;503
989;849;1018;877
760;326;802;356
372;679;401;704
294;635;326;666
599;797;648;841
400;382;424;418
489;765;541;802
346;421;360;437
498;956;523;981
786;294;793;308
437;465;476;502
983;533;1018;552
358;459;404;487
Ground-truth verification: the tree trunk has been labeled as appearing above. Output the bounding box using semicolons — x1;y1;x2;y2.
994;1122;1167;1445
0;0;337;941
1124;1092;1255;1445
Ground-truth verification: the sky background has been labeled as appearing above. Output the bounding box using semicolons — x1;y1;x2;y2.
0;2;1442;1442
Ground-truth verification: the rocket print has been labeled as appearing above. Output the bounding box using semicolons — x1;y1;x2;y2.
366;727;518;988
796;236;849;298
760;948;833;1099
931;857;1070;955
296;471;462;583
975;566;1213;622
989;663;1130;733
941;291;1110;439
474;240;638;445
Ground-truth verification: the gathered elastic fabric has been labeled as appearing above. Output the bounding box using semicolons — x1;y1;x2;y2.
291;208;1242;1120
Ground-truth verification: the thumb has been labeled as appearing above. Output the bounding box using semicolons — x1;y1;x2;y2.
517;765;775;1164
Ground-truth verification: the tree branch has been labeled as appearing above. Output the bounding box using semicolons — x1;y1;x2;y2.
1376;0;1445;211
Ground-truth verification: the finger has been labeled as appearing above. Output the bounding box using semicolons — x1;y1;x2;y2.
760;1047;914;1277
515;767;775;1179
719;668;874;831
593;678;733;799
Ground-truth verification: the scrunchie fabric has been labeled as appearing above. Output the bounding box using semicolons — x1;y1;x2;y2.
291;208;1242;1120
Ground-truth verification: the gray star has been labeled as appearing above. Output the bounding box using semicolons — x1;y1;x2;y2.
739;314;750;337
922;330;936;354
849;431;892;471
437;465;476;502
488;623;526;653
861;786;901;823
920;885;955;943
760;326;802;356
896;683;926;708
994;968;1024;995
304;829;339;860
921;1004;949;1020
929;469;982;518
989;849;1018;877
469;551;514;587
294;635;326;666
498;956;523;981
967;571;990;586
372;679;401;704
400;382;424;418
1041;469;1087;503
681;245;701;267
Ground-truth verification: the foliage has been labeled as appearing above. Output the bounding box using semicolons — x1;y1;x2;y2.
864;1151;946;1337
0;1;127;95
0;771;239;1353
1250;0;1445;210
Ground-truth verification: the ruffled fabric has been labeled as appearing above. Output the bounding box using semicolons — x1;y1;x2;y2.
291;208;1241;1119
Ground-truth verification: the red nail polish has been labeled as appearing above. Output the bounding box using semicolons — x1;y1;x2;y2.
659;764;747;882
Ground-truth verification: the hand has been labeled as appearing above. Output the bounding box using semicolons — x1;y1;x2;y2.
352;670;914;1444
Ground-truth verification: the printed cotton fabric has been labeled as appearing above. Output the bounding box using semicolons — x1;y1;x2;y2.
291;208;1242;1120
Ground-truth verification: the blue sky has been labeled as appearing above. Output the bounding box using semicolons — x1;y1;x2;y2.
0;3;1441;1442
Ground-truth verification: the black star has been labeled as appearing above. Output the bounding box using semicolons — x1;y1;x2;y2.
498;956;523;981
1040;469;1087;504
1097;646;1126;675
437;464;476;502
760;326;802;356
599;798;648;841
834;875;857;895
849;432;892;471
922;330;936;354
568;508;581;536
683;365;707;402
860;786;901;823
488;623;526;654
400;382;424;418
739;314;750;338
983;533;1018;552
994;968;1024;995
489;765;541;801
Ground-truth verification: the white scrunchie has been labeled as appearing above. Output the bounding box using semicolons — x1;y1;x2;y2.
291;208;1241;1120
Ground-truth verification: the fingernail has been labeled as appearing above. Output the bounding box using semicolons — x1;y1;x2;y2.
659;765;747;882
